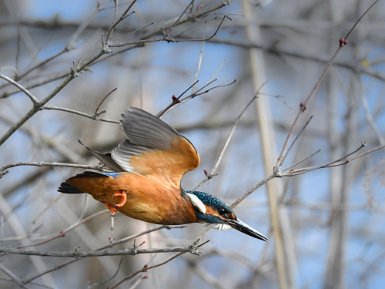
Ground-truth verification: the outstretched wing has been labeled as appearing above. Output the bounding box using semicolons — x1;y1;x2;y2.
111;107;200;187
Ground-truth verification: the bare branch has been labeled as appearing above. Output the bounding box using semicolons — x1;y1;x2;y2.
275;1;379;169
41;106;119;124
0;161;100;179
231;173;276;209
281;142;368;176
195;92;260;189
23;225;189;283
94;87;118;117
157;79;236;117
0;264;30;289
0;74;39;105
99;225;186;250
109;240;209;289
0;244;205;258
104;0;137;45
16;211;107;249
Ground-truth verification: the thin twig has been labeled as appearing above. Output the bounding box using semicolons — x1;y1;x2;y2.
156;80;199;118
163;15;229;43
104;0;120;43
170;0;195;28
350;143;385;161
0;245;204;258
41;106;119;124
0;2;137;146
282;115;314;166
104;0;136;45
109;240;209;289
98;256;127;288
0;51;102;146
188;79;236;100
16;211;108;249
109;12;228;48
94;87;118;117
0;74;39;105
0;72;68;99
231;173;276;208
274;0;379;170
210;93;260;176
283;148;322;172
0;263;30;289
281;142;367;176
195;93;259;189
0;162;100;179
15;48;70;83
98;225;185;250
157;79;236;117
207;38;385;83
23;226;191;283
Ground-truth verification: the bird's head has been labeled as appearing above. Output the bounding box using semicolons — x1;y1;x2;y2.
184;190;268;241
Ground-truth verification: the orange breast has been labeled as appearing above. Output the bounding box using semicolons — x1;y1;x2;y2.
67;172;198;225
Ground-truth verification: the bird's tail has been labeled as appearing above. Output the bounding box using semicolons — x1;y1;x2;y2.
58;171;108;194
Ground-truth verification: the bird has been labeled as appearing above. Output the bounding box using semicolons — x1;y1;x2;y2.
58;107;268;241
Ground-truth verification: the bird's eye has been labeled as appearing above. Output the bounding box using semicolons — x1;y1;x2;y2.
219;208;228;215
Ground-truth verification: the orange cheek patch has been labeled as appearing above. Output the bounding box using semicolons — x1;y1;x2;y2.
205;206;220;217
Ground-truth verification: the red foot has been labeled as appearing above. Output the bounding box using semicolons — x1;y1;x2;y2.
104;191;127;216
113;191;127;207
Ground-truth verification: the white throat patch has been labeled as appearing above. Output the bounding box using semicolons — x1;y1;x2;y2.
186;193;206;214
208;223;231;231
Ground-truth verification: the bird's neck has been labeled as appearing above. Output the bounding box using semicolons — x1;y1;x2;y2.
157;189;198;225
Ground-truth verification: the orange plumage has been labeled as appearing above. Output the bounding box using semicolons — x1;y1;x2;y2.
60;107;200;224
65;172;197;224
59;107;268;241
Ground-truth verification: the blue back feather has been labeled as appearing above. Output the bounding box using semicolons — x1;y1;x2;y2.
186;190;231;211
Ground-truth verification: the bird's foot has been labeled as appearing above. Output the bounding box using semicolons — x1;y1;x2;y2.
104;191;127;216
105;203;117;216
112;190;127;207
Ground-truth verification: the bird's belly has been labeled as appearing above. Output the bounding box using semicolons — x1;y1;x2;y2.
93;173;197;225
115;192;196;225
117;199;164;224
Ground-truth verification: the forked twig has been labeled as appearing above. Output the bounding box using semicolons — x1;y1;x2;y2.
109;240;209;289
275;0;380;170
281;142;367;176
0;74;39;105
157;79;236;117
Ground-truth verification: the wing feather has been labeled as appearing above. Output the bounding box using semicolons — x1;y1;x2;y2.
78;140;124;172
111;107;200;186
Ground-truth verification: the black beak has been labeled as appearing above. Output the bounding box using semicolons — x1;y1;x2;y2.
224;218;268;241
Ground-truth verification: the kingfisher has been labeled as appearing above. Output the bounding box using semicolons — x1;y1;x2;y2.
58;107;267;241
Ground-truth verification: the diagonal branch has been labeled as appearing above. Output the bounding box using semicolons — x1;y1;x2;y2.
275;0;380;170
